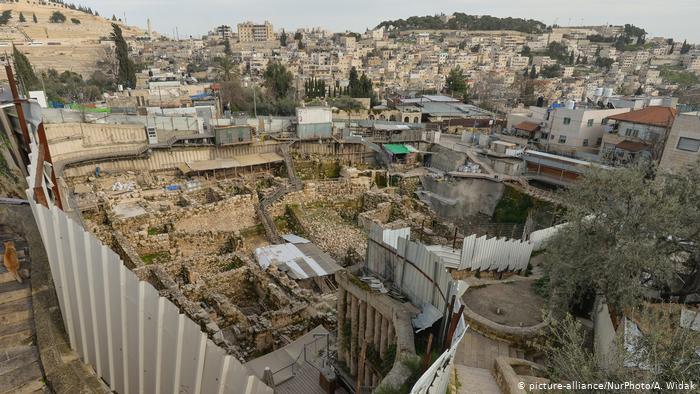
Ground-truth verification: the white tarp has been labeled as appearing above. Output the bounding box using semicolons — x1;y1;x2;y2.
255;243;329;280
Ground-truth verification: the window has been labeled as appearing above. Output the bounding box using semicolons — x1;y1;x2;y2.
582;139;589;146
677;137;700;152
625;128;639;137
550;134;555;140
558;135;567;144
587;119;594;127
563;117;571;125
596;137;602;146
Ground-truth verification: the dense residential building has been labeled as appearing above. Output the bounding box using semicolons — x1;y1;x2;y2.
237;21;275;42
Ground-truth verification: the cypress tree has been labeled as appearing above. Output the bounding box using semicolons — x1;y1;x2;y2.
32;13;37;23
19;12;26;23
12;45;39;91
110;23;136;89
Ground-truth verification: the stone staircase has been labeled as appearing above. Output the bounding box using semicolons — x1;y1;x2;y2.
0;234;47;394
256;143;304;244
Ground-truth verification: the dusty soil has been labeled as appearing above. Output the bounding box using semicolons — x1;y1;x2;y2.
463;279;545;327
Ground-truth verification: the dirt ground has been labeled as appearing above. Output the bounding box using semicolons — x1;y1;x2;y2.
463;279;545;327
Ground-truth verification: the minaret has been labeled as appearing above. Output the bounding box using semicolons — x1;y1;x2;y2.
147;18;152;36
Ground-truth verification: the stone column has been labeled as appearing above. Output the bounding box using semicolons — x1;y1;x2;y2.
373;310;382;349
345;290;352;364
350;295;358;376
379;315;389;359
363;305;375;387
337;287;347;364
357;300;366;379
388;321;395;349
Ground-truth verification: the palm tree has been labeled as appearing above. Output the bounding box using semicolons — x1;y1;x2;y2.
212;56;237;82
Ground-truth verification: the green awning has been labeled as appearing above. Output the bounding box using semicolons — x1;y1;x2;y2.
383;144;417;155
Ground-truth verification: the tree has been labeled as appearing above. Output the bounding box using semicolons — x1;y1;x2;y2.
111;15;117;21
12;45;39;92
520;45;531;57
71;18;80;24
110;23;136;89
595;57;614;71
542;312;700;392
0;10;12;25
680;39;691;54
263;61;292;99
32;13;37;23
18;12;25;23
49;11;66;23
223;39;231;55
294;32;302;41
539;64;562;78
280;29;287;47
569;50;575;65
445;66;467;96
212;56;237;82
529;64;538;79
348;66;359;96
542;162;700;315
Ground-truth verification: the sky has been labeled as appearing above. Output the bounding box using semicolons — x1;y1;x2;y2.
91;0;700;43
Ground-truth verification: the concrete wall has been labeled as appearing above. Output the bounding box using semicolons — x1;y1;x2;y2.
61;143;280;177
419;176;505;220
593;297;617;370
428;144;467;172
45;123;148;166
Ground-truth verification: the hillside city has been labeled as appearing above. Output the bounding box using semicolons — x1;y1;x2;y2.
0;0;699;393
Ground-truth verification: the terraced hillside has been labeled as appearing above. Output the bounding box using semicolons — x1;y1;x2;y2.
0;0;148;76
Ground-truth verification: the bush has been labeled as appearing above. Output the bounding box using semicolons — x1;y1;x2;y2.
70;18;80;24
0;10;12;25
49;11;66;23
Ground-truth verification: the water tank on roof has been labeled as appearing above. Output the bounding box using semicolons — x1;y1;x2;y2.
603;87;613;97
565;100;576;110
594;87;604;97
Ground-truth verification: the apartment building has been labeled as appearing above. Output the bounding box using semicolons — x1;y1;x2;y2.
544;106;631;153
659;113;700;171
237;21;274;42
600;106;678;163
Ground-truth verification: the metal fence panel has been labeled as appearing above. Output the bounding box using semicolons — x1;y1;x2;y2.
26;194;273;394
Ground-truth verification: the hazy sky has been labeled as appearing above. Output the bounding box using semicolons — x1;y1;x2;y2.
92;0;700;43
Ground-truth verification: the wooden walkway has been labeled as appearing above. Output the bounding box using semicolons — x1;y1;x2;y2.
0;233;47;394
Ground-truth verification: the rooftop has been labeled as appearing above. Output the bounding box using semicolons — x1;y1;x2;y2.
606;106;678;128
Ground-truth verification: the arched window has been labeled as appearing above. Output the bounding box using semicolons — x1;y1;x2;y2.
369;115;375;120
389;115;396;121
413;117;419;123
404;116;409;122
380;115;386;120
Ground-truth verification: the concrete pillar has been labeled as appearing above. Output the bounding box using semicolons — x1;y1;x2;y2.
379;315;389;359
363;305;375;387
337;287;347;364
350;295;358;376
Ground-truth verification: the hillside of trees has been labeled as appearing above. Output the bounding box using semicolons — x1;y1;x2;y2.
376;13;547;34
